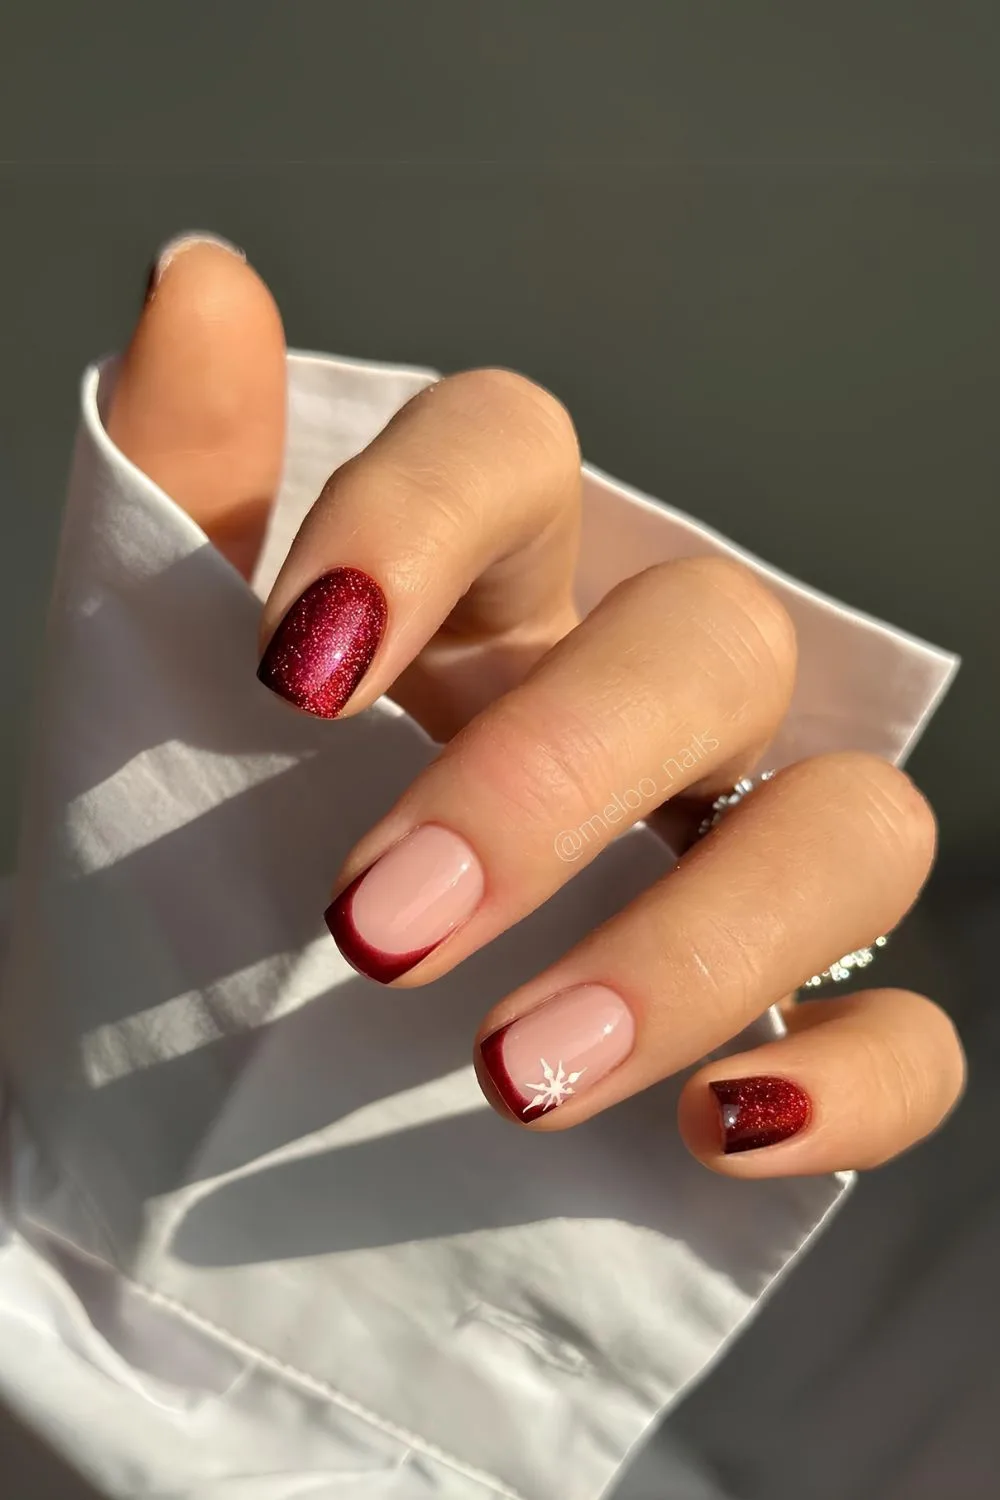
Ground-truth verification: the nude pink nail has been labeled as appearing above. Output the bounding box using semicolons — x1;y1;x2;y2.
479;985;635;1121
325;825;484;982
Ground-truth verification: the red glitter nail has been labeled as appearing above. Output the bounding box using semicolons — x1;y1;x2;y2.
257;568;387;719
709;1075;811;1153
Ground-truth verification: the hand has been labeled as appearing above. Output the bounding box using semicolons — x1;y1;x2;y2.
108;233;964;1177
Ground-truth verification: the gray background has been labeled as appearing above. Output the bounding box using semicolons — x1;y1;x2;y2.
1;3;997;1496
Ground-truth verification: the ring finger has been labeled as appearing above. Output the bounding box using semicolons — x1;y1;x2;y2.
474;751;939;1129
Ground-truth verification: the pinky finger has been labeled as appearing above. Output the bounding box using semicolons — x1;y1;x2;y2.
678;989;965;1177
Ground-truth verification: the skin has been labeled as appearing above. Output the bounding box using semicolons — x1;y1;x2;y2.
106;237;965;1179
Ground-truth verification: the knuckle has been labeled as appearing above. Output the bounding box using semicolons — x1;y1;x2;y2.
871;1031;924;1141
336;459;483;599
871;1041;947;1158
674;902;786;1027
634;555;797;700
451;367;580;473
807;753;938;876
474;696;619;844
842;990;964;1166
896;991;967;1107
688;556;797;678
378;368;580;550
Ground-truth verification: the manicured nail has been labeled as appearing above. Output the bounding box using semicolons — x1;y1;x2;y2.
709;1076;811;1153
257;567;387;719
144;230;245;302
480;985;635;1122
326;825;484;982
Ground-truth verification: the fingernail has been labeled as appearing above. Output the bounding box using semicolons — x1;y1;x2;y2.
480;985;635;1122
326;826;484;982
709;1076;811;1153
144;230;246;303
257;568;387;719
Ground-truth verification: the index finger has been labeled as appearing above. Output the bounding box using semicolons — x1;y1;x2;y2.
256;368;581;724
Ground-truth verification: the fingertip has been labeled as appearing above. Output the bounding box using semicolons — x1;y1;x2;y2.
108;232;287;577
144;230;246;301
137;232;282;370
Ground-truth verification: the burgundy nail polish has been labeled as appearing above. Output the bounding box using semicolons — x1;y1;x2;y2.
709;1076;811;1153
479;986;635;1122
325;827;484;983
325;873;437;983
257;567;387;719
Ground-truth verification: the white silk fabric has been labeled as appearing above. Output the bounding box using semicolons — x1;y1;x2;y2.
0;351;958;1499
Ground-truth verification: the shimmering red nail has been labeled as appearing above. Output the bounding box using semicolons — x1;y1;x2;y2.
257;567;387;719
709;1076;811;1153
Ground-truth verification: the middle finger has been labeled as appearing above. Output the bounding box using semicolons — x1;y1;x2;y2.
326;555;796;982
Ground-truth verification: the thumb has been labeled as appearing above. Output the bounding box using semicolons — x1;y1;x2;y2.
106;232;287;579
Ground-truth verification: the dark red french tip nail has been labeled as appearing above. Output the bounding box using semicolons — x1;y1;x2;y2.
257;567;387;720
324;874;435;984
478;1026;523;1120
709;1075;811;1154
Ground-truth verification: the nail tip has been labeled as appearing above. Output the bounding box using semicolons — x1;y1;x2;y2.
478;1026;526;1121
256;657;341;720
478;1025;549;1123
157;229;246;268
145;231;247;300
324;886;363;965
324;884;433;984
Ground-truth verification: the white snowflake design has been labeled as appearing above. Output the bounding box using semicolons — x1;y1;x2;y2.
522;1058;585;1114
